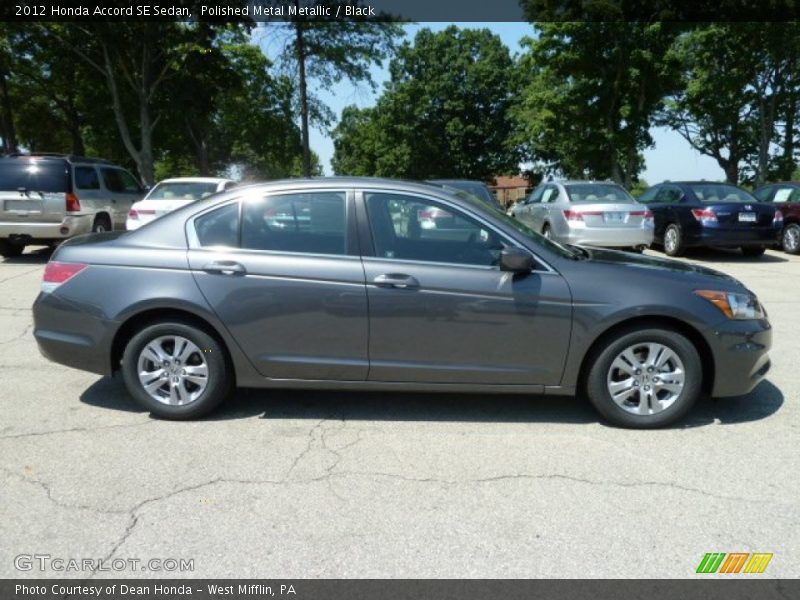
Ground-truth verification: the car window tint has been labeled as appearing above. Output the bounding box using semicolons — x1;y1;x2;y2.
0;160;69;193
195;203;239;247
118;170;142;192
657;187;682;203
637;187;659;203
754;186;774;202
690;183;755;203
541;187;557;203
241;191;347;255
101;168;124;192
74;166;100;190
365;192;504;267
772;187;799;203
565;184;634;204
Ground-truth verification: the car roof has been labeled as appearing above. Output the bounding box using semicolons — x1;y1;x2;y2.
156;177;233;184
554;180;623;186
428;179;487;185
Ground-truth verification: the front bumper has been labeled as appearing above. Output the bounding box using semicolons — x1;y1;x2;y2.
708;317;772;397
0;214;93;242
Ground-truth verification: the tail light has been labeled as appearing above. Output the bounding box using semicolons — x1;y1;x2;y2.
774;210;784;224
563;209;583;221
630;210;654;224
128;208;155;220
41;261;87;293
691;208;717;223
66;192;81;212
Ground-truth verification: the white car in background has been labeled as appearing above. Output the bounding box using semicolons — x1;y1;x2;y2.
126;177;236;230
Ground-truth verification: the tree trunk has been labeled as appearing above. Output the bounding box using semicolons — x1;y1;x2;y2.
138;94;155;186
723;159;739;184
0;71;18;153
295;18;312;177
780;91;796;180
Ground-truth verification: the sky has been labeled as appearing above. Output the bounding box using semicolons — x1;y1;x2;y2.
257;22;724;183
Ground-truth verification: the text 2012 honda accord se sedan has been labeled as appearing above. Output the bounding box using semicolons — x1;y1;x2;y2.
32;178;772;428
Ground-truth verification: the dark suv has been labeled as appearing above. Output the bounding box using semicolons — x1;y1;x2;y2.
637;181;783;257
753;182;800;254
0;154;145;258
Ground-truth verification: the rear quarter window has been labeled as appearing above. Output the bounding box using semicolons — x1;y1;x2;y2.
195;203;240;247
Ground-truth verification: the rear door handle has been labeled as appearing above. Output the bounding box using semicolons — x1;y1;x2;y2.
202;261;246;276
373;273;419;289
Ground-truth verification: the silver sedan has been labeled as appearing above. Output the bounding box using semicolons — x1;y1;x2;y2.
511;181;655;250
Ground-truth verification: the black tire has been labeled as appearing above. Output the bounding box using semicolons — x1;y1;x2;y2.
92;214;112;233
542;224;552;239
741;245;766;257
121;320;232;420
663;224;685;257
585;327;702;428
781;223;800;254
0;240;24;259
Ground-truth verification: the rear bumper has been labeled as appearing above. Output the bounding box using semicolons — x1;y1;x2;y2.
563;227;654;248
687;227;781;247
708;317;772;397
33;291;115;375
0;214;93;242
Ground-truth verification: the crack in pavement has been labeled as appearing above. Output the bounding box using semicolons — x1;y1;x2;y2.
0;322;32;345
0;419;155;441
0;267;44;285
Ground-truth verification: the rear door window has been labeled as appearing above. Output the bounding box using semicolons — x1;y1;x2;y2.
74;166;100;190
195;203;240;247
0;160;69;193
241;191;347;256
101;168;140;193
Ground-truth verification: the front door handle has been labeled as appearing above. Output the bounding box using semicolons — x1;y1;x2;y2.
202;261;246;276
373;273;419;289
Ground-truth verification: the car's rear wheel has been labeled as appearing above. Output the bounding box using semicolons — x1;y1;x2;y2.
92;214;112;233
586;327;702;428
121;321;231;419
781;223;800;254
542;224;552;239
741;245;766;257
663;224;685;257
0;240;24;259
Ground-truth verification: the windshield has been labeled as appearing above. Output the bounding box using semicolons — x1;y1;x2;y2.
0;161;69;193
450;189;578;259
690;183;757;204
146;181;221;201
565;184;635;204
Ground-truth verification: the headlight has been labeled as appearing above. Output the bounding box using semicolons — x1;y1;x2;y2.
695;290;766;320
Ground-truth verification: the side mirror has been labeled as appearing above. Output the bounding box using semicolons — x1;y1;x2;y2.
500;247;533;273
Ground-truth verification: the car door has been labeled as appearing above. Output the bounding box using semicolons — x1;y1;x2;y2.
539;185;561;235
100;167;144;228
514;186;543;227
358;189;572;386
187;189;369;381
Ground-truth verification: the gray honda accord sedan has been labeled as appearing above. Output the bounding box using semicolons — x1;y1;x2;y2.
32;178;772;428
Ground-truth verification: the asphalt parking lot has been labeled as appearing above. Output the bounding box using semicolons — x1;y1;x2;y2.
0;246;798;579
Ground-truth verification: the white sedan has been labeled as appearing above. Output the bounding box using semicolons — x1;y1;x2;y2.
126;177;236;230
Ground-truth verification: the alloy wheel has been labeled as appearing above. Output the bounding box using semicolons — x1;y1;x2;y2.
784;225;800;253
136;335;209;405
606;342;685;415
664;228;677;254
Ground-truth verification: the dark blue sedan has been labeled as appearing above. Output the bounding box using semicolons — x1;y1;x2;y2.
637;181;783;257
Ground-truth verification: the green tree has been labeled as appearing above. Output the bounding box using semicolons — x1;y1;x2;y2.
513;22;681;188
658;23;800;185
332;26;520;180
276;5;402;176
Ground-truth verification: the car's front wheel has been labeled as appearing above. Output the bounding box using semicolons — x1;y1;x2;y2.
586;327;702;428
121;321;232;419
781;223;800;254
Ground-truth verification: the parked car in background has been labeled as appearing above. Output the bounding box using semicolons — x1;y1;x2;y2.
753;182;800;254
427;179;503;211
509;181;654;251
0;154;145;258
638;181;783;257
33;178;771;429
126;177;236;230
